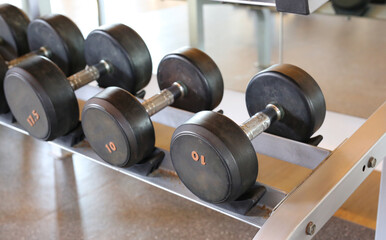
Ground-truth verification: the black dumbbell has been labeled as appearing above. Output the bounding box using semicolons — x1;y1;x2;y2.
81;47;224;167
170;64;326;204
0;4;30;59
0;11;85;113
332;0;370;15
4;24;152;141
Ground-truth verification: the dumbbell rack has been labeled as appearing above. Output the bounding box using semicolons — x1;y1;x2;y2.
0;84;385;239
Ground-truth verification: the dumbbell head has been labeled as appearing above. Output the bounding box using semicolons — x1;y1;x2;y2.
332;0;369;10
170;64;326;203
82;87;155;167
171;111;258;203
0;4;30;57
27;14;85;75
245;64;326;142
85;24;152;93
82;47;223;167
158;47;224;112
0;55;10;112
4;24;153;141
4;56;78;141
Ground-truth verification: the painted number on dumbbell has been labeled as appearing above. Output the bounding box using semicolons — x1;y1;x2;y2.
105;141;117;153
26;110;40;127
191;151;206;165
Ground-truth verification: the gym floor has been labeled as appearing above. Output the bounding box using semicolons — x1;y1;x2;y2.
0;0;385;239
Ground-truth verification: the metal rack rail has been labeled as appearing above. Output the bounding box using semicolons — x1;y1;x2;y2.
0;85;384;239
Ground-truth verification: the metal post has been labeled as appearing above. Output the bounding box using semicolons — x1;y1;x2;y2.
97;0;106;26
188;0;205;50
255;8;273;69
21;0;51;19
375;162;386;240
278;12;283;64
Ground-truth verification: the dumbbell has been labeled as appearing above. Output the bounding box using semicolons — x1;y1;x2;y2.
81;47;224;167
332;0;370;14
4;24;152;141
170;64;326;204
0;11;85;113
0;4;30;59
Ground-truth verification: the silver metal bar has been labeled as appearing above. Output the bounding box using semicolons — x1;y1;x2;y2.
240;104;281;140
143;82;185;116
241;112;271;140
97;0;106;26
278;12;283;64
7;47;51;68
67;61;110;90
254;103;386;239
255;7;273;68
68;66;100;90
376;160;386;240
143;89;175;116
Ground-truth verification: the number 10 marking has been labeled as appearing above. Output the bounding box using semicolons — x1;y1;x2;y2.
191;151;206;165
105;141;117;153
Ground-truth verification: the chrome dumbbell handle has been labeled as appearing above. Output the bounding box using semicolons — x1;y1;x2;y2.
7;46;51;68
240;104;283;141
67;60;112;90
142;81;186;116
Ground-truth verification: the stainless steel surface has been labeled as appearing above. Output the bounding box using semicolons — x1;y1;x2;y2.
241;112;271;140
375;160;386;240
6;47;51;68
143;89;175;116
254;103;386;239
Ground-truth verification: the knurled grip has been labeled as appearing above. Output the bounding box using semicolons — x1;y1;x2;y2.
67;60;110;90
